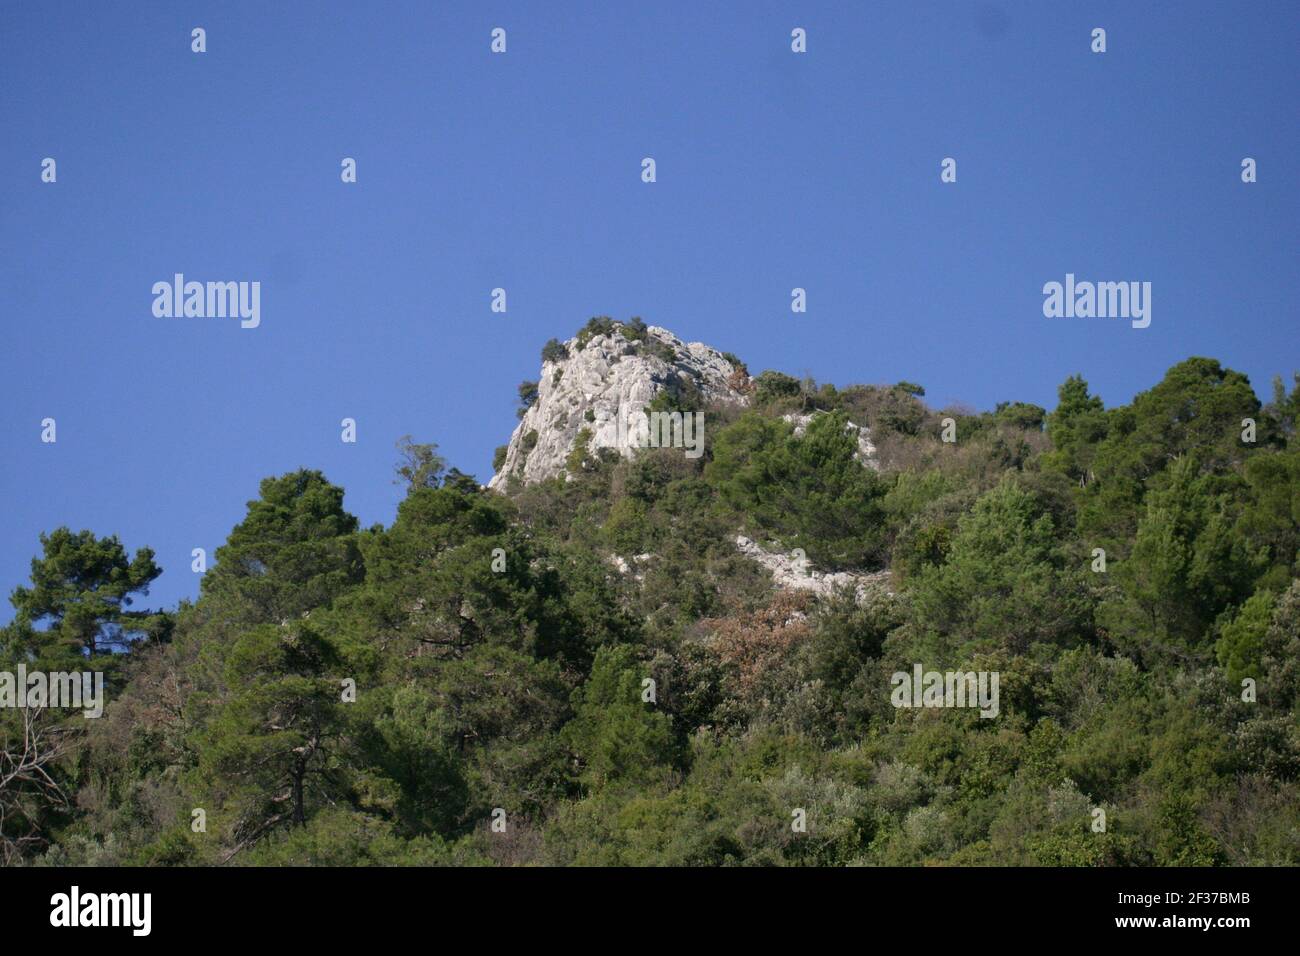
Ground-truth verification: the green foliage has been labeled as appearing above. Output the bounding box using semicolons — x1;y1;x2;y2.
393;435;446;491
1043;374;1107;482
721;352;747;374
566;427;592;474
995;401;1046;431
574;316;648;350
246;809;452;866
623;316;649;342
9;527;161;660
752;370;803;406
1237;446;1300;588
908;479;1094;660
646;373;703;415
1267;372;1300;440
563;645;677;790
883;470;971;582
190;621;358;856
540;338;569;364
575;317;613;349
643;338;677;363
516;380;539;419
1076;358;1260;550
200;470;362;625
707;410;887;568
1103;456;1264;661
10;352;1300;868
1216;589;1276;685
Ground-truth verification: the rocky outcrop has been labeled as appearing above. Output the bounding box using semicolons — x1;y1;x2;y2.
489;323;750;489
734;534;892;600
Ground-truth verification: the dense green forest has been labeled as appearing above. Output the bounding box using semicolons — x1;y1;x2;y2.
4;322;1299;866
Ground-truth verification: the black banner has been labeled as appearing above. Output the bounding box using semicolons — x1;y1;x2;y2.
3;865;1280;941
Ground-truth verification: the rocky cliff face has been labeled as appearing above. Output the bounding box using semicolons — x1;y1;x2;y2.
488;323;751;489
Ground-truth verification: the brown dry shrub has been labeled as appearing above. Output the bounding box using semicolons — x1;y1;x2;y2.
700;591;813;697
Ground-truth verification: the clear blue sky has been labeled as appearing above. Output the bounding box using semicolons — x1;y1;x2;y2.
2;1;1297;621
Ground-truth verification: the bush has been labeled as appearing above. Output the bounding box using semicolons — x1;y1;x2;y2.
576;317;617;349
541;338;570;363
517;380;539;419
706;410;888;569
753;370;803;406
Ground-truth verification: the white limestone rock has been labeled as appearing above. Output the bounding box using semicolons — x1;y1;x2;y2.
734;534;892;601
489;323;750;489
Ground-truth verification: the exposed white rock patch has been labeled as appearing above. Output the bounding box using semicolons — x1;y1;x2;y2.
490;324;750;489
734;534;891;600
781;411;880;471
608;551;653;582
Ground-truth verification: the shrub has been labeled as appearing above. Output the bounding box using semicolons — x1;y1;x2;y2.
541;338;570;363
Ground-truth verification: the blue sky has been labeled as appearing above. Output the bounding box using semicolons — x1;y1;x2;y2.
1;1;1297;621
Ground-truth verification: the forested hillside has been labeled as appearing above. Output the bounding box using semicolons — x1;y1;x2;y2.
4;321;1298;866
